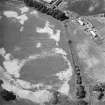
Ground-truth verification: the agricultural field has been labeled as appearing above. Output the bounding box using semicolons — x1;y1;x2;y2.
1;0;105;105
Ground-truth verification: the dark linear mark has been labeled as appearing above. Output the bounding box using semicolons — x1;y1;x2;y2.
24;0;69;21
68;40;87;99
